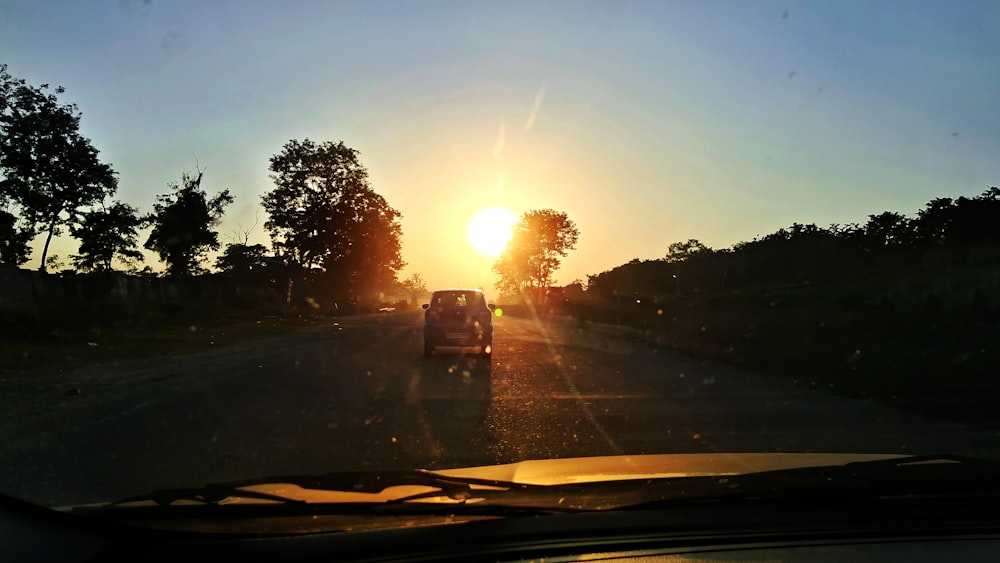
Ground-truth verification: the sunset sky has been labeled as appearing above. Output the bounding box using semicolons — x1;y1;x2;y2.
3;0;1000;293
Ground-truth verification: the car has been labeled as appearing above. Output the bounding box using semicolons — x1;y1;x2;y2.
422;288;496;357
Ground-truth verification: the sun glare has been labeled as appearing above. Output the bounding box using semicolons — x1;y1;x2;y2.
467;207;517;257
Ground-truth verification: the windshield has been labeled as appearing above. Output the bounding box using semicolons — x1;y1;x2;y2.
1;0;999;524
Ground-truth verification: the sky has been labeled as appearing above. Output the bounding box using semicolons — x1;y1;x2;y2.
3;0;1000;293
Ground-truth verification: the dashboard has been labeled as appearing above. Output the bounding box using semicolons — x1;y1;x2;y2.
4;493;1000;562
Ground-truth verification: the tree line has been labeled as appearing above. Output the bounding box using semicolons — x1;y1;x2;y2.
1;65;589;310
9;62;995;316
0;65;413;309
586;187;1000;302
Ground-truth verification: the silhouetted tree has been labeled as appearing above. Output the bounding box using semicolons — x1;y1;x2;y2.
71;201;144;272
0;208;33;266
562;279;586;299
0;65;118;271
215;242;269;278
862;212;912;251
585;186;1000;310
728;223;848;284
262;139;404;302
665;239;712;262
945;188;1000;245
914;197;955;246
145;170;233;276
587;259;676;299
906;188;1000;248
493;209;579;303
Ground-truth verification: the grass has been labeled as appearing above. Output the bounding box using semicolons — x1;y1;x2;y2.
538;274;1000;428
0;299;318;370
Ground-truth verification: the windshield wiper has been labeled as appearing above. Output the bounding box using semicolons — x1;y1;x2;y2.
98;455;1000;514
106;469;539;508
617;454;1000;510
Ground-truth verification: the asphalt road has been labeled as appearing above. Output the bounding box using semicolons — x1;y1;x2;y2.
1;310;997;506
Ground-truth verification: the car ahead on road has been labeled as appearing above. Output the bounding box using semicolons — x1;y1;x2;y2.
422;288;496;357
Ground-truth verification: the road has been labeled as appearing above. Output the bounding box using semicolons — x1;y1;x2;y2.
1;310;997;506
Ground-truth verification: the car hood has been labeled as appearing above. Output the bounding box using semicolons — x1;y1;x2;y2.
432;452;907;486
165;453;907;505
66;452;927;512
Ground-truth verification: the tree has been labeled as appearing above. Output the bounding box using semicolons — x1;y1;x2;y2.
399;273;429;306
262;139;404;302
45;254;67;273
0;64;118;271
910;189;1000;247
861;211;912;251
71;201;144;272
665;239;712;262
913;197;960;246
145;170;233;276
493;209;579;303
215;242;269;276
943;187;1000;245
0;209;33;266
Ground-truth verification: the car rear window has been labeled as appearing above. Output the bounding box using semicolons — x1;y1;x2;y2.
431;291;484;308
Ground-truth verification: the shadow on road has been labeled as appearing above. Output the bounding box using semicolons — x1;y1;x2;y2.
409;353;492;407
398;353;493;468
418;352;492;375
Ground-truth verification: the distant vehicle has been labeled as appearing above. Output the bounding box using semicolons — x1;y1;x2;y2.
422;288;495;357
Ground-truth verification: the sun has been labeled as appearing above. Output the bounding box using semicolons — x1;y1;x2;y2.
467;207;517;257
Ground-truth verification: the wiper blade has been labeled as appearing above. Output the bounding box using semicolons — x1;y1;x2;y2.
111;487;307;507
108;469;536;508
103;455;1000;512
619;454;1000;510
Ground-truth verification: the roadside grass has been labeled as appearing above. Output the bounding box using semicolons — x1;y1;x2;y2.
510;273;1000;427
0;299;319;370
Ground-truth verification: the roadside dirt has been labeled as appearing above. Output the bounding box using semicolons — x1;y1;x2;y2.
0;321;342;439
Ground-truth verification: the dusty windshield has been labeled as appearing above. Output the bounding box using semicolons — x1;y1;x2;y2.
1;1;999;516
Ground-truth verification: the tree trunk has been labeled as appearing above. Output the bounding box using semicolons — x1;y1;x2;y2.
38;216;58;273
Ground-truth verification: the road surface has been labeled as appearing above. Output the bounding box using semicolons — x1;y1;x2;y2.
1;311;997;506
